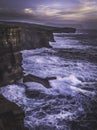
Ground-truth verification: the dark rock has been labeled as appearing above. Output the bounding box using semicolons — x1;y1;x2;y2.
0;52;23;87
0;95;28;130
0;21;76;51
23;74;56;88
26;89;41;98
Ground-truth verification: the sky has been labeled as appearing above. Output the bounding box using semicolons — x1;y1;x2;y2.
0;0;97;28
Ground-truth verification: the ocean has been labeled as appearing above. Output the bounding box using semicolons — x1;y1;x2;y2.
0;29;97;130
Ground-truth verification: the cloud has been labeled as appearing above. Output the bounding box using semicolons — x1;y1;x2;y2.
0;0;97;27
0;8;36;19
24;8;34;15
32;1;97;21
35;4;63;16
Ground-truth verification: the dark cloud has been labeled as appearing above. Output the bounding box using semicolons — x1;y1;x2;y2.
0;9;33;17
0;0;97;28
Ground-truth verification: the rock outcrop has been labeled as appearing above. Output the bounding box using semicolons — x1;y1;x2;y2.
23;74;56;88
0;95;28;130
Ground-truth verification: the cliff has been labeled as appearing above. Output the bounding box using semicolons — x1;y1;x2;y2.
0;22;76;130
0;21;76;50
0;22;76;85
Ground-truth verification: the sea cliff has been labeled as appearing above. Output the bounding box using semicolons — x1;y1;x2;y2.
0;22;76;85
0;21;76;130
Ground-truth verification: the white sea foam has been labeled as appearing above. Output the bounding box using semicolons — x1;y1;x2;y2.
22;49;97;82
50;33;97;49
56;74;82;86
0;85;27;106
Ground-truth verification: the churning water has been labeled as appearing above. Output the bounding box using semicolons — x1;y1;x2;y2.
0;29;97;130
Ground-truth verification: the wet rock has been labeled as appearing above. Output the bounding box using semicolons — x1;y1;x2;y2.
26;89;42;98
26;88;51;99
0;95;28;130
23;74;56;88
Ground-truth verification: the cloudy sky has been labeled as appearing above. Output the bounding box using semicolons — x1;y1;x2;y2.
0;0;97;28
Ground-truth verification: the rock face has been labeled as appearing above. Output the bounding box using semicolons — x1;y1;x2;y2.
0;95;28;130
0;23;53;51
0;51;23;87
0;25;22;86
19;27;54;49
0;22;76;51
